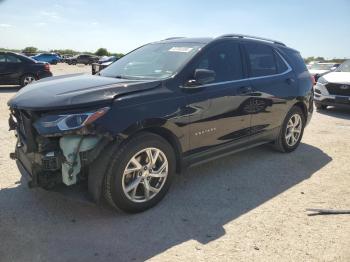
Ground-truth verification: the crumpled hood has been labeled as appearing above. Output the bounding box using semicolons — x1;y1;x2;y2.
322;72;350;84
8;74;161;110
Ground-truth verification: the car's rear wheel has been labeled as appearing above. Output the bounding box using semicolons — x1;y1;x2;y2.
20;74;35;87
274;106;305;153
103;132;175;213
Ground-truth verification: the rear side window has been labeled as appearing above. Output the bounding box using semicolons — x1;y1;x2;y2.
245;43;278;77
275;52;288;73
195;42;244;82
283;48;307;74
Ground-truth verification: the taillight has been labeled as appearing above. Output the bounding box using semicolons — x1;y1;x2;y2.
311;74;316;85
44;63;50;71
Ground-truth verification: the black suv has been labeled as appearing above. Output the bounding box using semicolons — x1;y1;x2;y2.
8;35;313;213
67;54;99;65
0;52;52;87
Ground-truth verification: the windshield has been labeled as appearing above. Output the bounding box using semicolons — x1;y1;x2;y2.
336;60;350;72
310;64;334;70
99;42;204;80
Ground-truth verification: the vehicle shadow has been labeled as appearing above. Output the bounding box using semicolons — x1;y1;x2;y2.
316;107;350;120
0;143;332;262
0;85;20;93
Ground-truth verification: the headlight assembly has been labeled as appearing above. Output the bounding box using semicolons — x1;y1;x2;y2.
317;77;328;86
34;107;110;135
315;77;329;95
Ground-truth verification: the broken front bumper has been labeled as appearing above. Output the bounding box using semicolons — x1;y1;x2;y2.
12;135;108;189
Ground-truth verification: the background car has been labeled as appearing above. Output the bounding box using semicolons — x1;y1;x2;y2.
92;56;118;74
0;51;52;87
66;54;99;65
308;62;340;82
314;59;350;110
31;53;61;65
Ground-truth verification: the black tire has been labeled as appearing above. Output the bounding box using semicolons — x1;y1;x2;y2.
273;106;305;153
20;74;36;87
315;102;327;110
103;132;176;213
51;60;57;65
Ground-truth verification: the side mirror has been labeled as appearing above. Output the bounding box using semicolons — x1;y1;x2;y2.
186;69;216;88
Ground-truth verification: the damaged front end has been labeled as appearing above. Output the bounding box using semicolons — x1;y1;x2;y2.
9;107;113;192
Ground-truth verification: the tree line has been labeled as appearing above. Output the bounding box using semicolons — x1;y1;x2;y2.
304;56;347;64
0;46;124;58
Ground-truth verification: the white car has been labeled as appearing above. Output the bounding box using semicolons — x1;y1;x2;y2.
309;63;341;83
314;60;350;110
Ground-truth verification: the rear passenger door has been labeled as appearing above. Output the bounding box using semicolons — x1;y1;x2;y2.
243;42;298;138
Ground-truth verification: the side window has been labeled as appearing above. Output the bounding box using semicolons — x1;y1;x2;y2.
6;55;21;63
275;52;288;73
0;54;6;63
245;43;278;77
195;42;243;82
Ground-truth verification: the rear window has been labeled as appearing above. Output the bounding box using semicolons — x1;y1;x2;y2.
245;43;277;77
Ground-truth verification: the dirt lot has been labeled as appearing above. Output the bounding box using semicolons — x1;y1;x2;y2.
0;64;349;262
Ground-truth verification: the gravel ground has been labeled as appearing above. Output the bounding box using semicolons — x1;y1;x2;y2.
0;64;349;262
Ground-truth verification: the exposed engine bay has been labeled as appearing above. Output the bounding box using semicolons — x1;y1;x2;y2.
9;108;111;190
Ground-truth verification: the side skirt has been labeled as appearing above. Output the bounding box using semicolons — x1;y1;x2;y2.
182;127;280;169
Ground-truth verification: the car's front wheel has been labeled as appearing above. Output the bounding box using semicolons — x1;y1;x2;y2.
274;106;305;152
103;132;176;213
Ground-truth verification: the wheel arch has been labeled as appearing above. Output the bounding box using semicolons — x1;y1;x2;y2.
292;101;308;121
138;126;183;173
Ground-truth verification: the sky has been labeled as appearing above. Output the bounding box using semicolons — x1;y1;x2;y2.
0;0;349;58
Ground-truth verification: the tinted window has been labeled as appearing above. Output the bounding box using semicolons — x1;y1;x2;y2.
7;55;21;63
275;52;288;73
245;43;277;77
283;48;307;74
195;42;243;82
0;54;6;62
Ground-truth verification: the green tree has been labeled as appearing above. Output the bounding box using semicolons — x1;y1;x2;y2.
23;46;38;53
95;48;109;56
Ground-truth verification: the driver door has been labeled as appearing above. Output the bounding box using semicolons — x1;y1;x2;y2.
184;41;253;153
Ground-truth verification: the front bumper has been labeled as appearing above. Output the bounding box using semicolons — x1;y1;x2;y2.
314;93;350;108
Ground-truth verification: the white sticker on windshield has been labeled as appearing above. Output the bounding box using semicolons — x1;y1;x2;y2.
169;47;193;53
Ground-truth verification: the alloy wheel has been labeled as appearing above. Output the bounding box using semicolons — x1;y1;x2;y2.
285;114;302;146
122;147;168;203
23;76;35;86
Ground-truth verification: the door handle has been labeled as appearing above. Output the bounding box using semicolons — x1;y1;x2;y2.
237;86;253;95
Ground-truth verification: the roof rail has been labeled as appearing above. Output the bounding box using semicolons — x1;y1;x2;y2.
163;37;186;41
218;34;286;46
